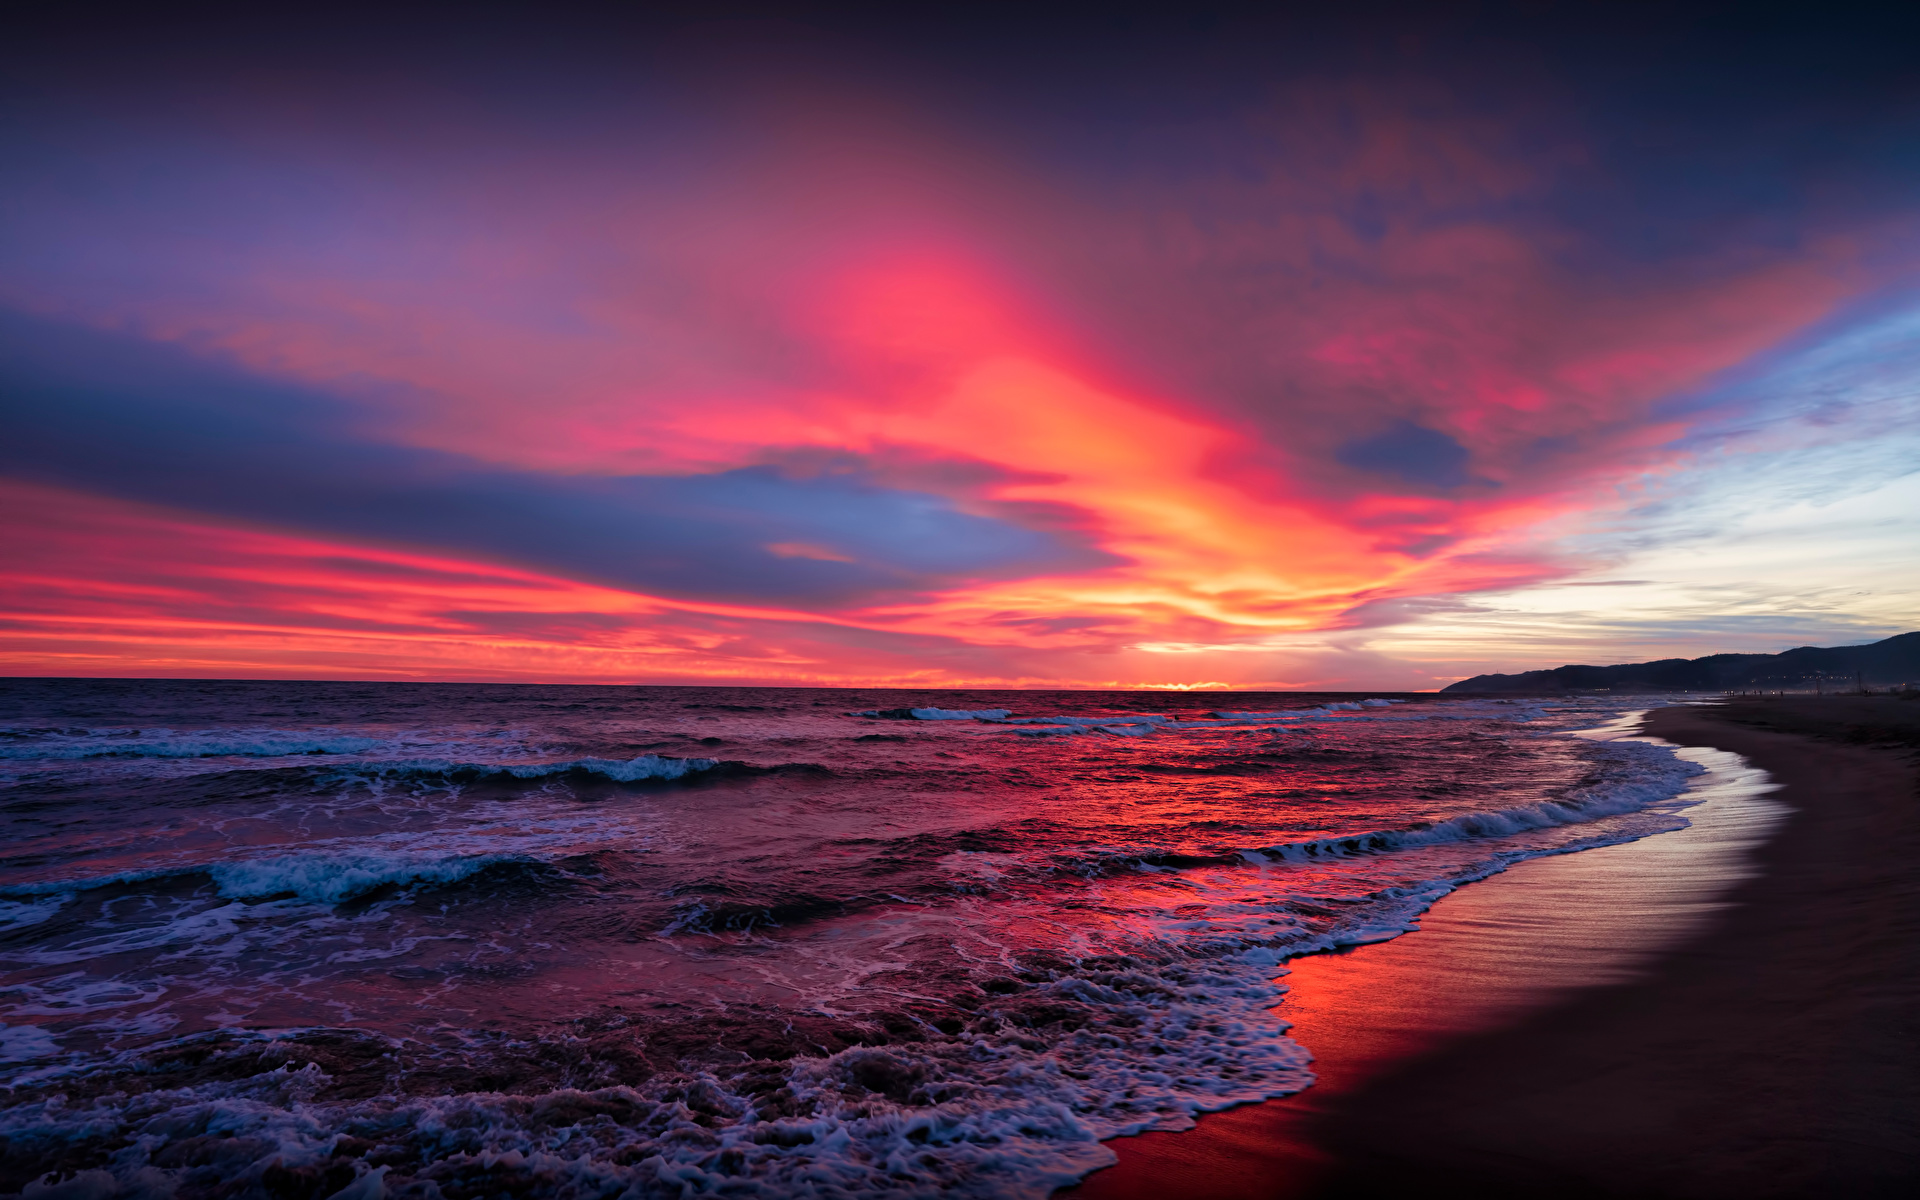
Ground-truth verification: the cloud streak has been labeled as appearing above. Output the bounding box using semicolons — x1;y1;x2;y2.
2;8;1916;685
0;314;1116;608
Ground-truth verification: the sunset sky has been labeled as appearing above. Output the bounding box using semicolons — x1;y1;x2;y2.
3;5;1916;689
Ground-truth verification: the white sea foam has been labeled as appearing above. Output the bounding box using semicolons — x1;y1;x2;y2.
0;897;69;933
998;705;1401;735
0;848;539;908
1160;718;1287;729
846;707;1015;720
469;753;715;781
0;952;1315;1199
207;851;516;905
992;716;1174;739
1008;714;1283;731
1019;714;1166;724
0;1023;59;1063
0;755;697;910
0;730;383;759
331;753;716;783
1243;738;1701;863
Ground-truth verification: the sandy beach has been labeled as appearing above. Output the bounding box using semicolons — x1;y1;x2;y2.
1068;698;1920;1198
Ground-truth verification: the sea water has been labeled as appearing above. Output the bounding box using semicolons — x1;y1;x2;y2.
0;680;1704;1198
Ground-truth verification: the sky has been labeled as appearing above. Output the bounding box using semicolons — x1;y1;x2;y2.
2;3;1917;689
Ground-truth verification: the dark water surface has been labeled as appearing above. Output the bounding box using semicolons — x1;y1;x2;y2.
0;681;1700;1198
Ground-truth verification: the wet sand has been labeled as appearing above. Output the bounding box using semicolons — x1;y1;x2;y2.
1065;698;1920;1198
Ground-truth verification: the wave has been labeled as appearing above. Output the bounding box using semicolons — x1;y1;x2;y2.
1249;770;1694;863
0;895;69;933
658;738;1697;934
654;740;1705;932
0;849;553;906
1061;738;1702;876
848;707;1014;720
1011;723;1163;738
1159;718;1290;730
840;701;1404;737
0;723;721;785
989;703;1408;735
996;714;1166;725
0;953;1314;1199
208;851;534;904
0;730;383;759
1205;699;1400;720
325;753;717;783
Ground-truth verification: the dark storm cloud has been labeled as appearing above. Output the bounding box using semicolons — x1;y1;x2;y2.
1335;421;1476;491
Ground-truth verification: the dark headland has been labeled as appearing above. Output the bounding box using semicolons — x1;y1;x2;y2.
1068;696;1920;1198
1442;631;1920;694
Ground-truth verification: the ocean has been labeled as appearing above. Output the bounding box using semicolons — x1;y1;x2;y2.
0;680;1703;1198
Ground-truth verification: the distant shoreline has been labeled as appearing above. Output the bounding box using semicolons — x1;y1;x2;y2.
1441;631;1919;695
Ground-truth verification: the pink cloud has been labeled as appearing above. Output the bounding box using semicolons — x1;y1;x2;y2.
1;63;1907;684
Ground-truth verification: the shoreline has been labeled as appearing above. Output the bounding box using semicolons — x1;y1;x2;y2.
1066;698;1920;1198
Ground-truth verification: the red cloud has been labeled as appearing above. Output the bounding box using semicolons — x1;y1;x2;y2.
0;67;1901;684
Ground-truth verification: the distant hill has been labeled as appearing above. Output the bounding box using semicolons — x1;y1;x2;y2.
1441;632;1920;694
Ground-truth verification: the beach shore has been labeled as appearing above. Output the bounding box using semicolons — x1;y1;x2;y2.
1066;698;1919;1198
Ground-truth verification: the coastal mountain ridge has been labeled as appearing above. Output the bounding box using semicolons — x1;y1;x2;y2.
1441;631;1920;694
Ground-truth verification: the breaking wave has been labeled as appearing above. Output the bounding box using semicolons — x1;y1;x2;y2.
1255;738;1698;859
328;753;718;784
1060;738;1702;877
208;851;537;904
0;729;383;759
0;946;1315;1199
848;707;1015;720
840;701;1418;738
0;849;549;906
